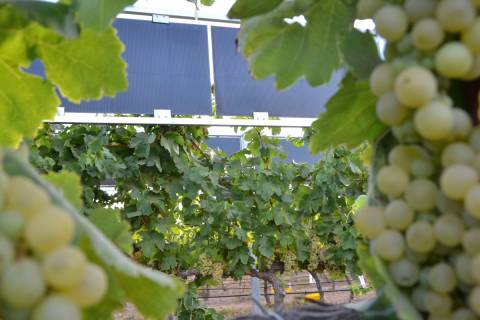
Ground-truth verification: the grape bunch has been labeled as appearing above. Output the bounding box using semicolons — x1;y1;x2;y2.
355;0;480;318
0;168;108;319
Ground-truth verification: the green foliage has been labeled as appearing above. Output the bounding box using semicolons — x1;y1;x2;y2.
236;0;355;89
228;0;282;19
89;208;133;255
309;77;386;154
44;170;84;210
177;288;224;320
2;150;184;320
73;0;135;31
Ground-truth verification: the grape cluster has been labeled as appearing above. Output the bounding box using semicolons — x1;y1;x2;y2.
355;0;480;318
307;236;323;271
282;252;298;273
197;254;224;283
0;169;107;320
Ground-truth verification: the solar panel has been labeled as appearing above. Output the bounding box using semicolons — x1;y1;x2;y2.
280;140;320;165
212;26;343;117
206;137;241;156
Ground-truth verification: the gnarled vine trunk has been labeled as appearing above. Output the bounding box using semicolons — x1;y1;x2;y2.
247;270;285;312
307;270;325;302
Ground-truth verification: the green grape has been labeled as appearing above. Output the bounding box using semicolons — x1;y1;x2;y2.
388;145;421;171
4;176;50;219
354;206;385;239
42;246;87;290
406;221;436;253
414;101;454;140
394;66;437;108
454;254;475;285
412;18;445;51
373;229;405;261
405;247;429;264
375;92;408;125
0;210;24;239
428;263;457;293
473;0;480;8
384;199;414;230
470;128;480;152
395;34;413;54
462;18;480;54
463;229;480;256
410;158;434;178
473;155;480;176
435;42;474;78
471;255;480;284
356;0;384;19
373;5;408;42
436;192;463;215
388;258;419;287
392;119;421;143
465;185;480;219
463;54;480;80
440;164;478;200
404;0;435;22
0;234;14;272
376;165;409;197
61;263;108;307
369;63;396;97
405;179;438;211
0;259;46;308
441;142;475;167
469;286;480;316
25;206;74;254
464;211;480;228
451;108;473;139
433;214;464;247
435;0;475;33
425;290;453;316
452;308;477;320
411;286;429;311
32;295;81;320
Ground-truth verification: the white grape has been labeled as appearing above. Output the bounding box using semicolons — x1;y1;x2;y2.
463;229;480;256
404;0;435;22
384;199;414;230
412;19;445;51
370;63;396;97
425;290;453;316
412;286;429;312
373;229;405;261
406;221;436;254
436;192;463;215
435;42;474;78
462;18;480;53
4;176;50;219
392;120;421;143
470;128;480;152
32;295;81;320
25;206;74;254
473;155;480;176
388;258;419;287
354;206;385;239
0;259;46;308
463;54;480;80
414;101;454;140
469;286;480;316
376;165;409;197
440;164;478;200
451;108;473;139
454;254;475;285
0;210;25;239
374;5;408;42
433;214;464;247
435;0;475;32
441;142;475;167
394;66;437;108
0;234;14;272
405;179;438;211
410;158;434;178
465;185;480;219
471;255;480;284
375;92;408;125
452;308;477;320
388;145;425;171
356;0;384;20
428;263;457;293
42;246;87;290
61;263;108;307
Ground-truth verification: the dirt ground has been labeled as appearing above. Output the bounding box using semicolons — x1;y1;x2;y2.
114;273;375;320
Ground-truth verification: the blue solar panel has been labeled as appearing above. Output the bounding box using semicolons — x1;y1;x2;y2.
206;137;240;156
280;140;320;165
212;26;343;117
57;19;212;115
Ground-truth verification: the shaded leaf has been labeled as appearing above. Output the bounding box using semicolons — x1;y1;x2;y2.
73;0;135;32
228;0;282;19
44;171;83;210
89;208;133;255
340;29;381;80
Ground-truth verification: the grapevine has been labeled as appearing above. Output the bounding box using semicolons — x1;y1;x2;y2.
355;0;480;317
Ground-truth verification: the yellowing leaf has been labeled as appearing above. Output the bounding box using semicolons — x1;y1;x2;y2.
0;60;60;147
39;27;127;103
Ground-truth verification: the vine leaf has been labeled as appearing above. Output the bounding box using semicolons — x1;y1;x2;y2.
340;29;382;80
44;171;84;210
3;151;184;320
309;76;386;154
237;0;354;89
228;0;283;19
89;208;133;255
0;60;60;147
73;0;135;32
38;27;127;103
